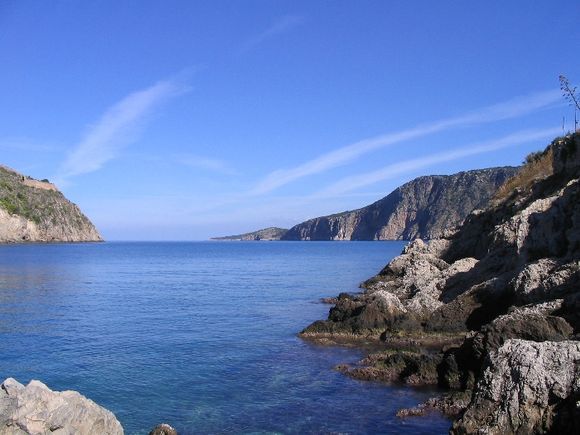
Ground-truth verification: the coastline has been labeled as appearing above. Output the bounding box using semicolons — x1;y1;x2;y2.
2;133;578;432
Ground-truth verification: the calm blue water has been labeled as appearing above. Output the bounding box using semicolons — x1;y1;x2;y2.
0;242;450;434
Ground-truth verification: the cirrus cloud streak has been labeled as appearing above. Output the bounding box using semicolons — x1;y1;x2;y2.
55;78;189;186
250;90;561;195
315;127;561;197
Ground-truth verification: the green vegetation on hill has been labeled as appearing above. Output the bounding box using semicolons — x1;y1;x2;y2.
0;165;102;242
0;168;60;225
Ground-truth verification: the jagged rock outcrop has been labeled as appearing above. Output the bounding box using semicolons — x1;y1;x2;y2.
211;226;287;241
283;167;518;241
301;133;580;433
0;165;102;243
0;378;123;434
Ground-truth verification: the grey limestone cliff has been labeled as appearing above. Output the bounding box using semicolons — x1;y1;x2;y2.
282;167;518;241
0;165;102;243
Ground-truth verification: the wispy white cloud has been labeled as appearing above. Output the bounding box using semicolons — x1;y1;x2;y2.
55;78;189;185
315;127;561;197
250;90;561;195
178;154;238;176
239;15;304;54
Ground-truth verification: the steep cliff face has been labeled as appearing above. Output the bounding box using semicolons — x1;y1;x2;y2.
0;165;102;243
282;167;518;241
301;133;580;433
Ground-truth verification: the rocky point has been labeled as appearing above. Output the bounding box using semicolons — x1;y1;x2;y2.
301;133;580;434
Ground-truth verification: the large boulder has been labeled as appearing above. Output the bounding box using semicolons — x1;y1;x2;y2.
0;378;123;435
452;339;580;434
439;309;573;390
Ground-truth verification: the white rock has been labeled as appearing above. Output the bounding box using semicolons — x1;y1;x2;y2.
0;378;123;435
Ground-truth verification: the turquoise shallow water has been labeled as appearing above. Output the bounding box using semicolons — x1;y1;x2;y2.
0;241;450;434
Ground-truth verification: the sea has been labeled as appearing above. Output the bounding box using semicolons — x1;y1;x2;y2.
0;241;451;434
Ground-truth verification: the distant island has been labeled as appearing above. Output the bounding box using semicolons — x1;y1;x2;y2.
0;164;102;243
212;167;518;242
211;227;288;241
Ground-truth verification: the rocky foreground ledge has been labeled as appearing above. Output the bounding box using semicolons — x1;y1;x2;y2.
300;133;580;433
0;378;178;435
0;378;123;434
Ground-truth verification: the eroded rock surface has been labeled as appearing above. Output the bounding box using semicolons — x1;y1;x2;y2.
452;340;580;435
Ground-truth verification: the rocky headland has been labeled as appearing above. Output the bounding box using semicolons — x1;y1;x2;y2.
211;226;288;241
282;167;518;241
301;133;580;433
0;165;102;243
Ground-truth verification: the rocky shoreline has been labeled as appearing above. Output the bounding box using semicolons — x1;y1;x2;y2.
300;133;580;433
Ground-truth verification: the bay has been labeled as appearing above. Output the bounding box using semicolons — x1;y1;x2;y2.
0;241;450;434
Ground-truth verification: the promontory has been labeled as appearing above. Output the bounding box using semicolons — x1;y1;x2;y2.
0;165;102;243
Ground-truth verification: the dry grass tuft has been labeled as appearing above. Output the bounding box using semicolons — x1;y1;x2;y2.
493;147;554;204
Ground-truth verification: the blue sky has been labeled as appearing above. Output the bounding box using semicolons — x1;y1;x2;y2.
1;1;579;240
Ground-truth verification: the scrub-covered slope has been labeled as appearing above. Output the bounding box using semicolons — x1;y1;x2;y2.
0;165;102;243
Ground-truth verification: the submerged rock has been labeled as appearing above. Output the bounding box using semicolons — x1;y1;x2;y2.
338;348;443;386
397;391;472;419
0;378;123;435
149;423;177;435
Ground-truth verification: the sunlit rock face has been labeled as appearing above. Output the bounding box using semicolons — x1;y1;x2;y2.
0;378;123;435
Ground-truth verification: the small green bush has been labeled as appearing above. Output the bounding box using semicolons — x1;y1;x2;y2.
523;151;545;165
0;197;17;214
